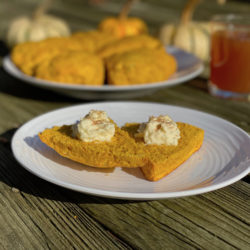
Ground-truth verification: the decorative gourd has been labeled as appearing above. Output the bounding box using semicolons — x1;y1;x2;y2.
98;0;148;38
6;0;70;47
159;0;211;62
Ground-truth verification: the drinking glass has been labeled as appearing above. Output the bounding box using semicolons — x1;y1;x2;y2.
209;14;250;101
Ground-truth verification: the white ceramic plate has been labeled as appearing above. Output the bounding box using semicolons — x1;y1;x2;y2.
11;102;250;200
3;47;203;99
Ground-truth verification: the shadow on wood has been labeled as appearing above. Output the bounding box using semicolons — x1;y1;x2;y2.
0;67;83;102
0;128;143;204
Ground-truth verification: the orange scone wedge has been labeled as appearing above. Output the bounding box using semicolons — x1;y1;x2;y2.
39;109;204;181
39;124;147;168
123;122;204;181
106;48;177;85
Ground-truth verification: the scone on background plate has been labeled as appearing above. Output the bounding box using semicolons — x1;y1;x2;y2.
11;37;85;75
71;30;118;52
106;48;177;85
97;34;162;59
35;51;105;85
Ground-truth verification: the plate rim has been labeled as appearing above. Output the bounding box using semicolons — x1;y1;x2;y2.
3;47;204;92
11;101;250;200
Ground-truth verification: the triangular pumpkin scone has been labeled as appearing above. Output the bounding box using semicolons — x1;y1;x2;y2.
39;110;204;182
39;115;147;169
123;122;204;181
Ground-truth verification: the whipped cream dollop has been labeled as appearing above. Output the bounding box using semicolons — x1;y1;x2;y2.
72;110;115;142
138;115;180;146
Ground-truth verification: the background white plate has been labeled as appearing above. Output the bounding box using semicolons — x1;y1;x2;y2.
11;102;250;200
3;47;203;99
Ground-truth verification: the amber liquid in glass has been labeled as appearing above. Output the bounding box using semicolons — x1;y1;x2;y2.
210;29;250;93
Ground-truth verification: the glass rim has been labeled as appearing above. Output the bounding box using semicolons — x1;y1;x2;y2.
211;14;250;25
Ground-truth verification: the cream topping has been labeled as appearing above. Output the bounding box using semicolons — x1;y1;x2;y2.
138;115;180;146
72;110;115;142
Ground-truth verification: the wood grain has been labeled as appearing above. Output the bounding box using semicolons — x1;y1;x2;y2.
0;143;131;250
0;70;250;134
74;183;250;249
0;133;249;249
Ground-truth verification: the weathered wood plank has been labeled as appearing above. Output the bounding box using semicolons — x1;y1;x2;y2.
0;134;249;250
0;67;79;134
1;68;250;135
0;92;70;134
0;143;131;250
138;82;250;133
74;182;249;250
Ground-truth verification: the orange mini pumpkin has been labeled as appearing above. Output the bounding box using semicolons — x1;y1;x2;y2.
98;17;148;39
98;0;148;38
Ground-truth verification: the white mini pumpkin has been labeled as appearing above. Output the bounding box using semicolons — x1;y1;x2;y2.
159;21;211;62
6;0;70;47
159;0;211;62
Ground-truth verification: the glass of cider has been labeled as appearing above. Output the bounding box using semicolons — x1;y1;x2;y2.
209;14;250;101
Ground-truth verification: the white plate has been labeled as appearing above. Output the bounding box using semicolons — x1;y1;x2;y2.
11;102;250;200
3;47;203;99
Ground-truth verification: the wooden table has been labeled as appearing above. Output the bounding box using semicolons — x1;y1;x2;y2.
0;0;250;249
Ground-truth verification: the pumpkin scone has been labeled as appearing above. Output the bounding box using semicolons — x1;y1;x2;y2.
39;110;204;181
97;34;162;59
11;40;44;75
106;48;177;85
71;30;117;52
39;110;147;168
123;116;204;181
35;51;104;85
11;37;89;75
